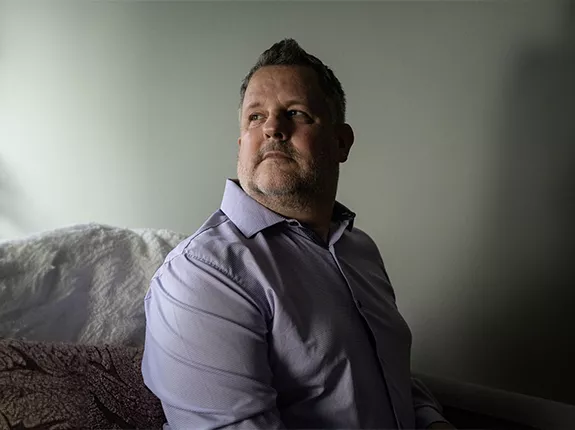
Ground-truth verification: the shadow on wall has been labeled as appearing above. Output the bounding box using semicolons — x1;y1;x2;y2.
463;1;575;405
0;156;30;239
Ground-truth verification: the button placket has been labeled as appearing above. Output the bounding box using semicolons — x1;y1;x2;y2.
328;245;401;429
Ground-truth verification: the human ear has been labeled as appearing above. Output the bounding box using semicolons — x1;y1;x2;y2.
336;123;354;163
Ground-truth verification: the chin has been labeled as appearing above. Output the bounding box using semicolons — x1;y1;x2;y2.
252;171;298;196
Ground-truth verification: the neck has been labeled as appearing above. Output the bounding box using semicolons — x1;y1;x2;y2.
248;189;335;242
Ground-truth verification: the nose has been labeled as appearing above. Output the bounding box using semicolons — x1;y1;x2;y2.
263;114;290;141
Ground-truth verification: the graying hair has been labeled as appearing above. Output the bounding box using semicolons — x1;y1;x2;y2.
239;38;346;124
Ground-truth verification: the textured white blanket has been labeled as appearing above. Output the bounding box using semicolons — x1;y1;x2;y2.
0;224;186;345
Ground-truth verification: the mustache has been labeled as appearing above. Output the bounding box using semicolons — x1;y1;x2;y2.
257;140;297;162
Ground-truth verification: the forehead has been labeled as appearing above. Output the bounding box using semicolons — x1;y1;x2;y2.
242;65;324;107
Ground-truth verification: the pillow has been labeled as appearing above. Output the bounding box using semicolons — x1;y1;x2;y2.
0;223;187;344
0;338;165;429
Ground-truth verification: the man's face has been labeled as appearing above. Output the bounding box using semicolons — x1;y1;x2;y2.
237;65;350;203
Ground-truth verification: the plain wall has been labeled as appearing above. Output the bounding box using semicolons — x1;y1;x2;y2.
1;0;573;404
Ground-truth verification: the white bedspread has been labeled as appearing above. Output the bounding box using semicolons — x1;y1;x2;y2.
0;224;186;345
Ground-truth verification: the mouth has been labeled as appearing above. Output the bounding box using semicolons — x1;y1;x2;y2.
262;151;292;161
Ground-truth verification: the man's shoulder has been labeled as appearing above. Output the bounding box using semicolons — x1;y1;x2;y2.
343;225;394;285
159;209;256;275
166;209;240;256
340;225;390;269
149;209;274;318
344;225;380;250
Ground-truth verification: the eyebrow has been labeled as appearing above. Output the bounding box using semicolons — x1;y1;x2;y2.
243;101;262;112
243;99;311;112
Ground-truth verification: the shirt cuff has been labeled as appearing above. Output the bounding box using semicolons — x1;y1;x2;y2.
415;405;450;429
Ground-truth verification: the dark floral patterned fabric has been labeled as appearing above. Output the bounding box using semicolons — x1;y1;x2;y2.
0;338;165;429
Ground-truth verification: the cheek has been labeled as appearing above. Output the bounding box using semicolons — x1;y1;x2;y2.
295;129;337;159
239;134;259;161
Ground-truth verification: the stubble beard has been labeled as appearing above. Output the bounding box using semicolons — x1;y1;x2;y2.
238;152;339;214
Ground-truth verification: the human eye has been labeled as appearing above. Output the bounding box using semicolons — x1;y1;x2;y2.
287;110;313;120
248;113;263;122
287;109;313;123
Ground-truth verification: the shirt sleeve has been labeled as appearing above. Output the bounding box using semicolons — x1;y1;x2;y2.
412;377;451;429
141;252;284;430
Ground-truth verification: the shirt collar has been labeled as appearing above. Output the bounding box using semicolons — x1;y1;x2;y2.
220;179;356;238
332;201;356;231
220;179;286;238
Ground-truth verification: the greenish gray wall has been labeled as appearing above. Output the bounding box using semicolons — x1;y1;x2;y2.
1;0;572;404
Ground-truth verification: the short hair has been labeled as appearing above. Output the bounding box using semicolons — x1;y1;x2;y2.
239;38;346;124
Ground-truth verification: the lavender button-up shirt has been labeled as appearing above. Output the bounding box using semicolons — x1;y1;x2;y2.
142;179;447;429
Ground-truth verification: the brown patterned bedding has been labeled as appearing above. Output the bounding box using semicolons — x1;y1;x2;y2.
0;338;165;429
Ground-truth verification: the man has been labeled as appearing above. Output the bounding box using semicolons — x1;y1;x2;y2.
142;39;453;429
